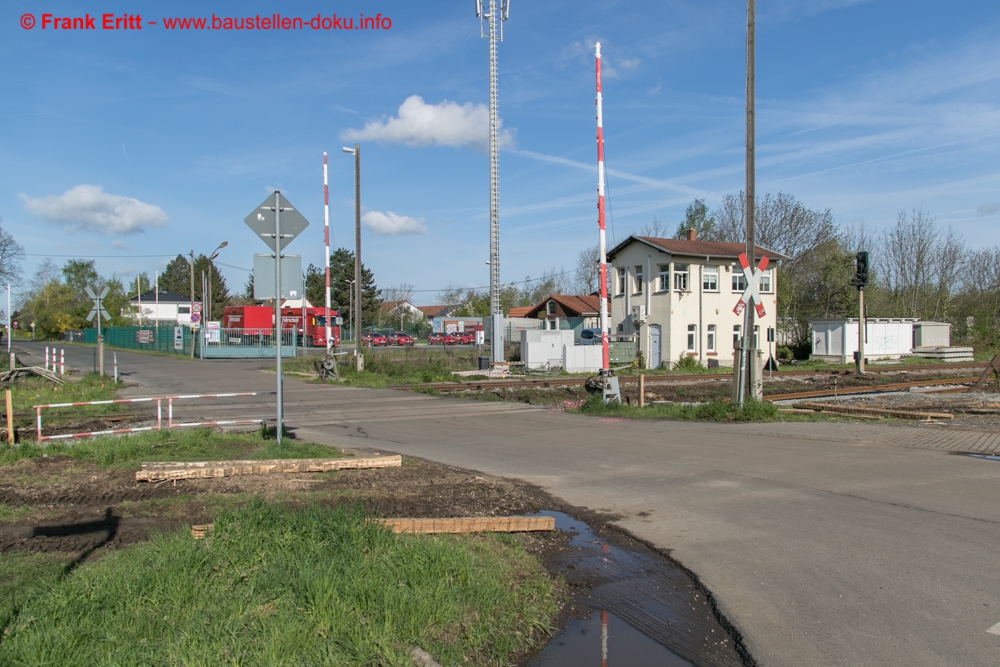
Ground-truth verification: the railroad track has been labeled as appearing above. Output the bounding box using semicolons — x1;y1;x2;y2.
763;377;980;402
396;362;986;393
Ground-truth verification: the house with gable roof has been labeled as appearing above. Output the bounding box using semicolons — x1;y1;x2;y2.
606;230;789;369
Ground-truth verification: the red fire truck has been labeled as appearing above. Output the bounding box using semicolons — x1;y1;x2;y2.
221;306;340;347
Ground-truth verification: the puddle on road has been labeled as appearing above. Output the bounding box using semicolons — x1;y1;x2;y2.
524;511;746;667
527;609;692;666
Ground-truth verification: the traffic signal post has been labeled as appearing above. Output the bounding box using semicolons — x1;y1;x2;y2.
854;251;869;374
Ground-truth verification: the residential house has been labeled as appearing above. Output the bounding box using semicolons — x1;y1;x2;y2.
128;290;195;326
519;294;605;342
607;231;789;369
378;300;423;327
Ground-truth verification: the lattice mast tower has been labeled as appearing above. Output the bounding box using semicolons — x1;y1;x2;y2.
477;0;509;364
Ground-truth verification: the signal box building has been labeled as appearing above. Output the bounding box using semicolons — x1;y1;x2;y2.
606;232;788;370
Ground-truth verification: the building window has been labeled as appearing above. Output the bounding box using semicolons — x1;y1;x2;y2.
732;272;746;292
617;322;625;333
178;306;190;314
707;325;716;352
616;267;626;295
759;269;773;293
634;266;643;295
733;325;741;349
673;264;689;291
687;324;697;352
658;264;670;292
546;300;557;315
703;266;718;292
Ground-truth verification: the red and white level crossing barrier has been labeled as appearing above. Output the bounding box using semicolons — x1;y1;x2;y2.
34;391;276;442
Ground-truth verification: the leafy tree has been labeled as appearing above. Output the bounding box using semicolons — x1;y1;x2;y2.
673;198;717;240
22;280;76;338
304;248;379;327
153;254;229;316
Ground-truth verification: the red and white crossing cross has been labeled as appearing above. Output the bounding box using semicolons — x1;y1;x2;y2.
733;252;770;318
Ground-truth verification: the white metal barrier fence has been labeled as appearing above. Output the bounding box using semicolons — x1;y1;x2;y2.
33;391;276;442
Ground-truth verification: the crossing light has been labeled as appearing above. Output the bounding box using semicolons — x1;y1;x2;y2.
855;251;869;288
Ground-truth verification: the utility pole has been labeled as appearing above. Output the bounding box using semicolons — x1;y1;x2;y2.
189;251;196;359
342;144;362;364
738;0;758;406
476;0;510;366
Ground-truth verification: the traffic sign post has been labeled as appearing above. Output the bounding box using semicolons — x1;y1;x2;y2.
85;285;111;376
245;191;309;445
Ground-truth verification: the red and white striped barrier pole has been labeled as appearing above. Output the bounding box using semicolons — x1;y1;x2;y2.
596;43;610;372
60;349;65;375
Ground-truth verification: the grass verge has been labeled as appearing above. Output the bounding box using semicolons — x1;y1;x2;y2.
574;394;779;422
0;428;341;468
286;349;480;388
0;499;560;666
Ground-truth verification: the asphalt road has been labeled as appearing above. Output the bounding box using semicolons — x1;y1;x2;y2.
18;341;1000;666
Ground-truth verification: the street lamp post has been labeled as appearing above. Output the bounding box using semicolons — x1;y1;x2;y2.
342;145;361;360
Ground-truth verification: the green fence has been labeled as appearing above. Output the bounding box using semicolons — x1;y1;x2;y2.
82;326;196;355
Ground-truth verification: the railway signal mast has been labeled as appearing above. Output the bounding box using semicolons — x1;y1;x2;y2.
476;0;509;366
853;251;869;374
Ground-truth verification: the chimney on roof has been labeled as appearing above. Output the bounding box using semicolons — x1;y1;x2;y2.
686;228;697;241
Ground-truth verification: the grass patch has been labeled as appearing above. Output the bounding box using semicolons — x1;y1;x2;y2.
0;499;559;666
286;349;481;388
0;552;72;633
0;428;341;469
575;394;779;422
9;374;122;430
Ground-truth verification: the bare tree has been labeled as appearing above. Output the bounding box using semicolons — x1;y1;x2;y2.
574;245;600;293
637;216;670;238
381;283;414;306
0;218;24;287
714;192;836;260
879;208;940;317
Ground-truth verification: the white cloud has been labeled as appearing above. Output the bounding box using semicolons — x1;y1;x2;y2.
342;95;514;151
361;210;427;236
18;184;167;234
978;203;1000;215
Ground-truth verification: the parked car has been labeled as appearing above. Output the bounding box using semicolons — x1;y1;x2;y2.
388;331;414;346
579;328;605;345
452;331;474;344
427;332;457;345
361;331;389;346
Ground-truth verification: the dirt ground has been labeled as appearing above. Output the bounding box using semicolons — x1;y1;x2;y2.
0;447;750;665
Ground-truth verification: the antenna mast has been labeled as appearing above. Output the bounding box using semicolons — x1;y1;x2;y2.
477;0;509;365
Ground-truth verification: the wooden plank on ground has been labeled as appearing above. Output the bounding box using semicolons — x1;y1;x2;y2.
378;516;556;534
137;455;401;482
794;402;952;420
190;515;555;540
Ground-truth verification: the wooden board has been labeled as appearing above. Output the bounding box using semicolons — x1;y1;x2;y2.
137;455;401;482
189;515;555;539
379;516;556;534
794;402;952;420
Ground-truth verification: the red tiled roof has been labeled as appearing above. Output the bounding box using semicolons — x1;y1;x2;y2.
611;236;790;261
525;294;604;318
507;306;532;318
417;305;449;317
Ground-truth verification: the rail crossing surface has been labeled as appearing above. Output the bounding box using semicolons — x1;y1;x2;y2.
15;341;1000;667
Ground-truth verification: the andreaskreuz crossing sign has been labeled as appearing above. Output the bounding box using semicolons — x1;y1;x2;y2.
733;252;769;318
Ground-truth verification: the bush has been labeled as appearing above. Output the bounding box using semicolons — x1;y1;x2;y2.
673;354;702;371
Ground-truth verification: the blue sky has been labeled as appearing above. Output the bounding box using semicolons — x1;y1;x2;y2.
3;0;1000;304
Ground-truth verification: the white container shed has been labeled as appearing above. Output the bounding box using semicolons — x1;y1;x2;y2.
912;321;951;348
810;318;917;363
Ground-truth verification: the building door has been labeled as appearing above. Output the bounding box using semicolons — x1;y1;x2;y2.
649;325;662;369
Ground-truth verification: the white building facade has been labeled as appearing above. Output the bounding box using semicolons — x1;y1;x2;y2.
607;234;787;370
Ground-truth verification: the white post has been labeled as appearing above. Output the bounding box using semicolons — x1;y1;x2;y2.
137;276;142;325
45;346;49;371
60;349;65;375
323;152;332;350
113;352;118;383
